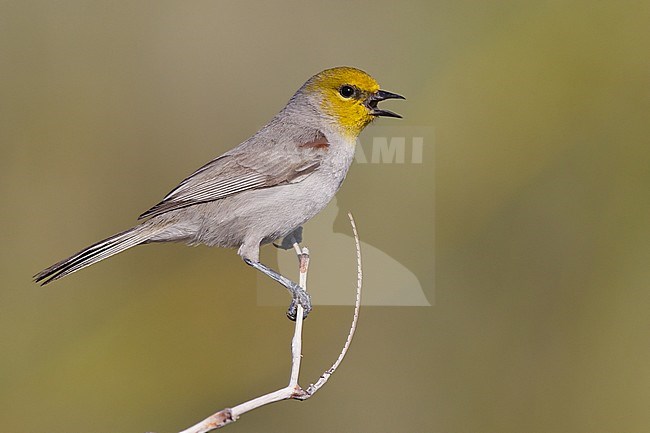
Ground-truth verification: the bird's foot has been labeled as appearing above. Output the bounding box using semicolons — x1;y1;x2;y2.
272;226;303;250
287;286;312;321
243;257;311;320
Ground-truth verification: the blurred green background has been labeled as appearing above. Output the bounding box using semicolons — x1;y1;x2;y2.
2;1;649;432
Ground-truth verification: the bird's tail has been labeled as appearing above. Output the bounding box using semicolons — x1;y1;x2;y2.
34;223;163;285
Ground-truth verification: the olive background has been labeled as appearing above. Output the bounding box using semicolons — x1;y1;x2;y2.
1;1;649;432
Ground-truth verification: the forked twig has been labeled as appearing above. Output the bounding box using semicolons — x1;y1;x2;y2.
175;212;362;433
296;212;362;398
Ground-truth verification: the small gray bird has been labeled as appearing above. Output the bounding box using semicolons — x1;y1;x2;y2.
34;66;404;319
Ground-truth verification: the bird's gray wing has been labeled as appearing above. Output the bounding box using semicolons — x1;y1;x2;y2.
138;142;325;219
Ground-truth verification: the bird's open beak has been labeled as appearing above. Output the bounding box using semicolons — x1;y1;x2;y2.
365;89;406;118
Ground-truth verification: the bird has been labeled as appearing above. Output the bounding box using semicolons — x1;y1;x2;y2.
34;66;404;319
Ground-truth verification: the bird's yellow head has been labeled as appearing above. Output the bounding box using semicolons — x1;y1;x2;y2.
304;67;405;139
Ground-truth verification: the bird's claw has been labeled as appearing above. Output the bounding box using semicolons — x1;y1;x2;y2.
287;288;312;321
242;256;311;320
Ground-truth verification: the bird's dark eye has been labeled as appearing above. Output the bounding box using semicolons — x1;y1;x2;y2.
339;85;355;98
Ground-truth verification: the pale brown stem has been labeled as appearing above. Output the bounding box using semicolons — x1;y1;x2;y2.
176;213;362;432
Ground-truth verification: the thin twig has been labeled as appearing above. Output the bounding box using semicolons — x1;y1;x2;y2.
297;212;362;398
176;214;362;432
288;247;308;388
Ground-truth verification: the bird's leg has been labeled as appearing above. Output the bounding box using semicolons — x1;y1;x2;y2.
244;258;312;320
272;226;303;250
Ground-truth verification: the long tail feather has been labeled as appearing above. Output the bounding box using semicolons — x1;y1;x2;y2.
34;225;157;285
